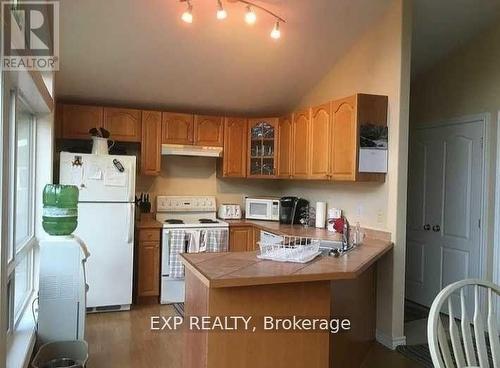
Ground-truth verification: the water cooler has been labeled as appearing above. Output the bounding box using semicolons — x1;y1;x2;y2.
38;235;90;343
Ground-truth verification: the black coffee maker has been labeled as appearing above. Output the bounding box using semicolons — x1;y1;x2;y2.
279;197;309;225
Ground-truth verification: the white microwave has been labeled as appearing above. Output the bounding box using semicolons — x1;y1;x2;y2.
245;197;280;221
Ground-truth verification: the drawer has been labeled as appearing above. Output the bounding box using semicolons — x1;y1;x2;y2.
139;229;161;242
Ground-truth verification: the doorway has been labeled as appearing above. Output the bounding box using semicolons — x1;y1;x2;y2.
405;115;488;309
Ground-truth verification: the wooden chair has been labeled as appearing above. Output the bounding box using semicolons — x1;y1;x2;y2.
428;279;500;368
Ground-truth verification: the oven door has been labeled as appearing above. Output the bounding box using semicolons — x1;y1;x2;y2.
245;199;272;220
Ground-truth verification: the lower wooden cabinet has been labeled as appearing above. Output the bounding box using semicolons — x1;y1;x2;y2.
229;226;259;252
136;229;161;299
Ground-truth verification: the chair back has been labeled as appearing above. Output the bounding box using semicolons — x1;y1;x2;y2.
428;279;500;368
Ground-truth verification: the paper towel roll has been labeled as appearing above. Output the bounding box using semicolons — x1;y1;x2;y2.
315;202;327;228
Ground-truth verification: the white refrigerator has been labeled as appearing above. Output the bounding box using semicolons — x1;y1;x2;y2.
59;152;136;310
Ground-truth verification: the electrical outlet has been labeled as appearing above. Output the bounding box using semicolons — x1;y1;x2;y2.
356;204;363;217
377;210;384;224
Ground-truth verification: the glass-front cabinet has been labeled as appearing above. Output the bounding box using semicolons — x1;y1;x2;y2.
248;118;279;178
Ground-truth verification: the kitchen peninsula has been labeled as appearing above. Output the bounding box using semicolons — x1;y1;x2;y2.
180;235;393;368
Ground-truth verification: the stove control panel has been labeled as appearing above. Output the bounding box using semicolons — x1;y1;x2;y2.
157;196;216;212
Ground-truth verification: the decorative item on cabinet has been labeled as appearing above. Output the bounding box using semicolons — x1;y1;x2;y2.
221;117;247;178
247;118;279;178
141;111;162;176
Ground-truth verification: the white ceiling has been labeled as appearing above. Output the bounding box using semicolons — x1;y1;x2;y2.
411;0;500;78
56;0;392;115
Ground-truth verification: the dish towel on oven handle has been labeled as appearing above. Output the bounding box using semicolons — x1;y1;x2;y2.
186;230;205;253
169;230;186;279
202;229;229;253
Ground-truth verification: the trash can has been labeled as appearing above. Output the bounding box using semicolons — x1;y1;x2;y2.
32;340;88;368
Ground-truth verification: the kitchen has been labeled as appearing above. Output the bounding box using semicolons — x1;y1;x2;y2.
1;0;423;367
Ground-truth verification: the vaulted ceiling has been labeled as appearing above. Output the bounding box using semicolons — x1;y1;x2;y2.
56;0;392;115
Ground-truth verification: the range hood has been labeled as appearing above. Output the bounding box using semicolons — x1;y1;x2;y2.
161;144;223;158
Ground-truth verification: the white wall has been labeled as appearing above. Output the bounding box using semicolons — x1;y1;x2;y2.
286;0;412;346
410;18;500;282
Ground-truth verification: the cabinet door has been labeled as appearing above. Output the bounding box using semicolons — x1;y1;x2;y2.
229;227;253;252
331;96;357;181
103;107;142;142
309;103;331;179
194;115;224;147
223;117;247;177
278;115;293;178
137;241;160;297
292;109;310;178
248;118;278;178
162;112;194;144
141;111;162;176
62;104;103;139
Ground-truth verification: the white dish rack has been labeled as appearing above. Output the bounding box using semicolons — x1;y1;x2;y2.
257;236;322;263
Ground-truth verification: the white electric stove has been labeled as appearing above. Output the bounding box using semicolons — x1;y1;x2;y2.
156;196;229;304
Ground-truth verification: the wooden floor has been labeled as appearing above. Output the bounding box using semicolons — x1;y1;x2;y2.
85;304;423;368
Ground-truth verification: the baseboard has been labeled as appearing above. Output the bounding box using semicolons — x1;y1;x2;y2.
376;330;406;350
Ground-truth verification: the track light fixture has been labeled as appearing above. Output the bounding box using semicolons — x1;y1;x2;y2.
244;5;257;24
270;20;280;39
179;0;286;39
216;0;227;20
181;1;193;23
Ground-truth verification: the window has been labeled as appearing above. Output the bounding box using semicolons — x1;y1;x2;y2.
6;90;36;331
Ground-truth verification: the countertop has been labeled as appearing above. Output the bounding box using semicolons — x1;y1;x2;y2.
135;214;163;229
225;219;390;242
180;236;393;288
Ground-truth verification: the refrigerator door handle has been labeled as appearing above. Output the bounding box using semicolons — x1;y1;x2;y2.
126;204;134;243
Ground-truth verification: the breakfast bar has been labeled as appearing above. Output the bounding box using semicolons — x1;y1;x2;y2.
180;236;393;368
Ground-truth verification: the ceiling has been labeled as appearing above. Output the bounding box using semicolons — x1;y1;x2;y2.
411;0;500;78
56;0;392;115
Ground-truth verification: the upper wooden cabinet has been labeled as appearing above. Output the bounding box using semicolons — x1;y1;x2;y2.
310;103;332;180
222;117;247;178
103;107;142;142
61;104;104;140
194;115;224;147
330;94;387;182
277;115;293;178
247;118;279;178
331;96;357;181
141;111;162;176
291;109;310;179
161;112;194;144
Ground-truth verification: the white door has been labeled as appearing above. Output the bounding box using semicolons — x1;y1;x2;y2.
74;202;135;308
406;119;484;307
59;152;136;202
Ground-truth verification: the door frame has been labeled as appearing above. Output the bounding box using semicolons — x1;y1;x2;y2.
494;111;500;289
409;112;490;288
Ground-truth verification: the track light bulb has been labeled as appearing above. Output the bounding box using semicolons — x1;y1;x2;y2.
216;0;227;20
245;5;256;24
270;21;281;39
181;2;193;23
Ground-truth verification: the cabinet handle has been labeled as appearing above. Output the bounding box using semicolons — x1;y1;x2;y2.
423;224;430;231
432;225;440;232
